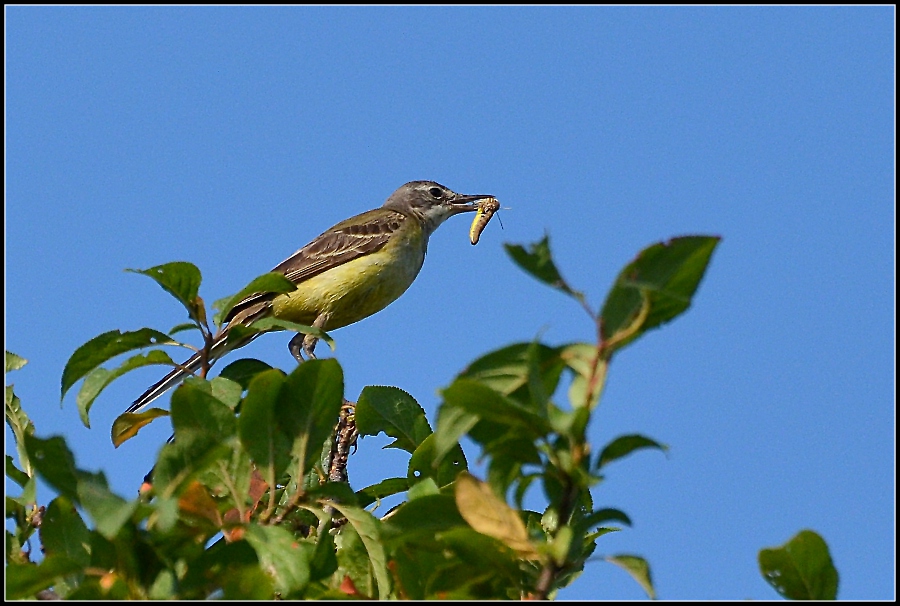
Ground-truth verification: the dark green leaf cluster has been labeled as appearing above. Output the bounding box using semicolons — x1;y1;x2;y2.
6;233;834;600
57;261;331;441
8;355;356;599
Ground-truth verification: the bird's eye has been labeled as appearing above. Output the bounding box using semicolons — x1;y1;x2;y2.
428;186;444;199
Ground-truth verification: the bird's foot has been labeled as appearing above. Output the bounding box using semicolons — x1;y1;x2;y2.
288;332;318;363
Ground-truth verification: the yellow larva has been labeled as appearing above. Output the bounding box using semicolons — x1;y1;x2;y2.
469;197;500;245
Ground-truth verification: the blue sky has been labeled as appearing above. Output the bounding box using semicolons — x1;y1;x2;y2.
5;6;894;600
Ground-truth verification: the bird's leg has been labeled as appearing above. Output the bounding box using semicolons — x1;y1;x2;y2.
302;332;319;360
288;333;309;363
288;312;330;364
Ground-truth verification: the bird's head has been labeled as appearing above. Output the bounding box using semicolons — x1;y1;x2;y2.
383;181;494;235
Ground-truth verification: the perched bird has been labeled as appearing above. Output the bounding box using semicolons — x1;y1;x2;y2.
127;180;494;413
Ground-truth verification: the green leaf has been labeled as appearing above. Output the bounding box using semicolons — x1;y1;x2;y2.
65;571;129;599
151;380;239;495
388;522;527;598
606;554;655;599
243;524;313;595
6;455;30;488
277;359;344;478
148;569;176;600
469;421;543;465
328;503;392;599
486;456;522;502
220;566;276;600
559;342;596;377
600;235;720;355
759;529;839;600
524;340;553;410
8;477;37;510
577;507;632;532
5;555;84;600
244;317;335;352
597;434;668;470
7;506;29;555
440;379;551;439
170;379;237;441
504;235;586;304
435;527;525;585
356;477;409;509
126;261;203;324
512;473;539;511
383;494;466;539
6;351;27;373
356;385;432;453
309;523;338;582
168;322;199;336
22;435;137;540
83;531;120;577
61;328;176;401
24;435;79;502
547;404;590;443
39;496;91;567
149;498;179;534
209;376;243;409
408;433;468;488
407;476;440;500
432;405;479;468
76;350;176;428
457;341;565;403
6;384;35;477
560;342;605;409
334;518;376;598
178;537;261;597
381;543;440;600
152;430;234;500
212;272;298;327
548;525;574;566
220;318;335;353
590;527;622;540
218;358;274;390
76;474;138;539
239;369;291;486
305;481;360;506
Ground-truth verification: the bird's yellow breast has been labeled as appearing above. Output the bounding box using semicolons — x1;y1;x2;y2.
270;220;427;330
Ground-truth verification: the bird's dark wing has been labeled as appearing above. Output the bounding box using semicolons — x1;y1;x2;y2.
274;209;407;282
224;209;408;324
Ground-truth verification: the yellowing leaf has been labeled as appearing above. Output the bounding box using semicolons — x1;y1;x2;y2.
111;408;170;448
454;472;540;560
178;480;221;526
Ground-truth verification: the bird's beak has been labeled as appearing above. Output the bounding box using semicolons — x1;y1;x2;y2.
450;193;495;213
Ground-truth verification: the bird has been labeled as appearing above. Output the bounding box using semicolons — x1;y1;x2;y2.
126;180;494;414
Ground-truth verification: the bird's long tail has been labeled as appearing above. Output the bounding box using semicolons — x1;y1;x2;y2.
126;298;272;414
125;350;205;414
